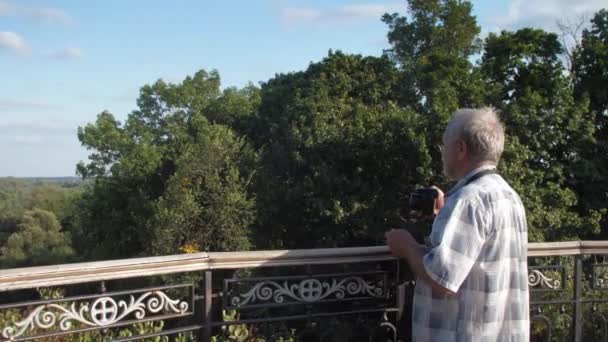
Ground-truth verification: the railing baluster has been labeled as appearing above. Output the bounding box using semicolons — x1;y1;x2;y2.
201;270;213;342
100;281;109;342
573;255;583;342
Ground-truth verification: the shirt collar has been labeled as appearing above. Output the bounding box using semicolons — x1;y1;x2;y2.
446;164;496;197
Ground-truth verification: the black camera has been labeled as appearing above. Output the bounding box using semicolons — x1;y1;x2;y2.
409;188;439;215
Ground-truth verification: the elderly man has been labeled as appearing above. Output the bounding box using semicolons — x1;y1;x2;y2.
386;108;529;341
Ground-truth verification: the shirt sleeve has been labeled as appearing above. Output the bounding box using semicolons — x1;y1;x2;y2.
422;197;487;293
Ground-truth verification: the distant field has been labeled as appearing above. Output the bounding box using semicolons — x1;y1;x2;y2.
0;177;86;188
0;177;82;183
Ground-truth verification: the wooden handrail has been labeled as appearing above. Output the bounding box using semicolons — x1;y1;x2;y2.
0;246;392;291
527;240;608;257
1;241;607;292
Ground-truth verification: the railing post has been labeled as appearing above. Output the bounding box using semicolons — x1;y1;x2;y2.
201;271;213;342
573;255;583;342
100;281;109;342
396;283;406;322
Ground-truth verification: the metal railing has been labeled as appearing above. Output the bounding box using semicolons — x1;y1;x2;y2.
1;241;607;341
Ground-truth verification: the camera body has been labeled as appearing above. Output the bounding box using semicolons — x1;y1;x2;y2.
409;188;439;215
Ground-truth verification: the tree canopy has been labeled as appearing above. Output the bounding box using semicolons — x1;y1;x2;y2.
2;1;607;267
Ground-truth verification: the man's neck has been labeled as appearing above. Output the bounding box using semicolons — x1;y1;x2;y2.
456;163;495;181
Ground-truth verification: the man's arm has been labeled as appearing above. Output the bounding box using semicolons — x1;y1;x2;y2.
385;229;455;297
386;185;454;296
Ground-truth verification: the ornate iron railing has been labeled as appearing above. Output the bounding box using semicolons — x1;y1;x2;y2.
0;241;607;341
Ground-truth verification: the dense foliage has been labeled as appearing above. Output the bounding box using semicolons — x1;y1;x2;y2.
1;1;607;266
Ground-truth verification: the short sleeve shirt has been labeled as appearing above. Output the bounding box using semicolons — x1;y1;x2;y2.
412;166;530;342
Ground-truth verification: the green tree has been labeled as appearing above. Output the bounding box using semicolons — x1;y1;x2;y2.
481;28;601;241
573;9;608;136
251;51;432;248
75;70;257;259
0;180;26;245
0;179;81;258
206;83;261;136
147;123;256;255
66;2;608;259
0;208;74;268
382;0;485;181
571;9;608;235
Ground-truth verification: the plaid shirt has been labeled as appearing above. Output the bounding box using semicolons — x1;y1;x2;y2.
412;166;529;342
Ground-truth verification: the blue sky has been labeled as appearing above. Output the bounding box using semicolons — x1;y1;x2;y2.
0;0;604;177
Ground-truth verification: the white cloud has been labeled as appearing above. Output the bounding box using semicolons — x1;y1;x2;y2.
0;99;60;111
0;121;76;146
493;0;605;31
28;6;72;25
0;31;28;55
281;3;402;26
11;135;45;145
0;122;74;134
282;7;320;24
339;4;400;18
0;0;72;25
49;47;83;60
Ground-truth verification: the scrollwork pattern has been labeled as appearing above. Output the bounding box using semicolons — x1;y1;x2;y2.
2;290;188;340
231;277;383;307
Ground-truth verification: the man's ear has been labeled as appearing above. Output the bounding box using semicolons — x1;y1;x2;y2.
456;140;467;160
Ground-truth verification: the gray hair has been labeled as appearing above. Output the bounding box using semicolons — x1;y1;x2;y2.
445;107;505;165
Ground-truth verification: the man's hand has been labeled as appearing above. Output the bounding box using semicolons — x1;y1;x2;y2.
430;186;445;216
385;229;415;258
385;227;456;297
